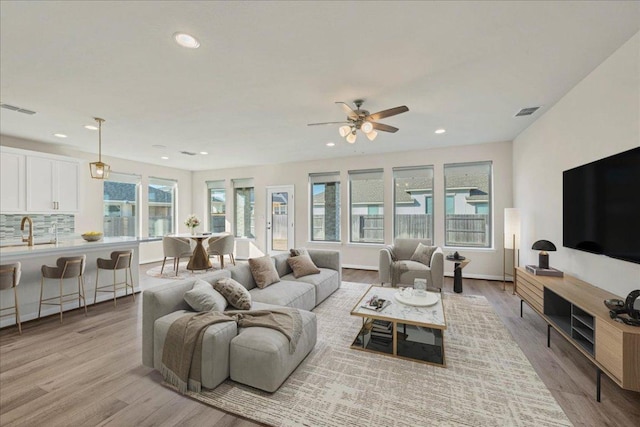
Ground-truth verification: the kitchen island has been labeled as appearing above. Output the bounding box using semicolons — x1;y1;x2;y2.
0;237;146;327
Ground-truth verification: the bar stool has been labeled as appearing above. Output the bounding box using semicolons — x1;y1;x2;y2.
39;255;87;323
94;250;135;307
0;262;22;334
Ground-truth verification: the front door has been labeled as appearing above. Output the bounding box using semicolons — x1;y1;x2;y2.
266;185;294;254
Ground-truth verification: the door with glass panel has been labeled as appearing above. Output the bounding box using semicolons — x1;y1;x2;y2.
266;185;294;254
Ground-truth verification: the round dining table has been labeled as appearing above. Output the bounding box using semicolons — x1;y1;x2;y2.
173;232;228;271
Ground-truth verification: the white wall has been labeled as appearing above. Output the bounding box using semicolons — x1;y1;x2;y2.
0;135;193;263
513;32;640;297
193;140;513;279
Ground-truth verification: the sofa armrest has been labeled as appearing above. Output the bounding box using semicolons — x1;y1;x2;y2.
141;269;231;368
379;248;393;284
307;249;341;284
430;248;444;290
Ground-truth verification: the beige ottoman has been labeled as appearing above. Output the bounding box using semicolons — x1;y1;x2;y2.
229;309;317;392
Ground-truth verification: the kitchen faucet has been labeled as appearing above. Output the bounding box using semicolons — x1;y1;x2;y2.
20;216;34;246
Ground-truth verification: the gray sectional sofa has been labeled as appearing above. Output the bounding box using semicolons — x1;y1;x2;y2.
142;249;340;392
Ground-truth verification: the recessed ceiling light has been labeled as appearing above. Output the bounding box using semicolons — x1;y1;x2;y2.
84;125;98;130
173;32;200;49
326;142;335;147
200;151;208;155
435;129;446;134
53;133;67;138
161;156;169;160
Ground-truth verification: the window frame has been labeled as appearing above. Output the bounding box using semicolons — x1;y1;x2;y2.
148;177;177;238
309;172;341;243
103;172;141;238
392;165;434;242
207;180;226;233
233;178;255;239
443;161;493;248
348;169;384;244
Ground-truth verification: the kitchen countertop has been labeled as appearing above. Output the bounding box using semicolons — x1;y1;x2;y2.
0;236;160;258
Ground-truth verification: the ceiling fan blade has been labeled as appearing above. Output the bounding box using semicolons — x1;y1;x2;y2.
371;122;399;133
335;101;359;119
366;105;409;121
307;121;350;126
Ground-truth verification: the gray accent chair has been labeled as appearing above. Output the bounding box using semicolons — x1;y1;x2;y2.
161;236;193;276
207;234;235;268
379;238;444;289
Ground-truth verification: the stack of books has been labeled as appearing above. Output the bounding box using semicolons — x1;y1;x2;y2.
370;319;393;342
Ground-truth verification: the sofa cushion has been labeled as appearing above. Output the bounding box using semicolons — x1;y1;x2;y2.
230;308;317;392
281;268;339;306
410;243;436;267
272;252;293;278
287;254;320;278
249;280;315;311
184;279;228;312
289;248;309;257
249;255;281;289
213;278;252;310
153;310;238;390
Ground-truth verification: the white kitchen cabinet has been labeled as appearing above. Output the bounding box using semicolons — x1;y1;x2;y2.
26;156;80;213
0;151;26;212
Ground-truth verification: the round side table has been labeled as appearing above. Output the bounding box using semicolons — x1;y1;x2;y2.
446;256;471;293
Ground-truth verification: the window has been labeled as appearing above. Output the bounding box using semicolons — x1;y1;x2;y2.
393;166;434;240
444;162;492;247
349;169;384;243
207;180;226;233
309;172;341;242
233;178;254;238
103;172;140;237
148;177;176;237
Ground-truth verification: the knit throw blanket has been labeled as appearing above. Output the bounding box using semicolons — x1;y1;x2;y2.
161;308;303;394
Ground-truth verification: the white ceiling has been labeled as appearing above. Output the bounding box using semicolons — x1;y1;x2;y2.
1;1;638;171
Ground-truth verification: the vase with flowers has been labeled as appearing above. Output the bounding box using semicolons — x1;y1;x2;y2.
185;214;200;235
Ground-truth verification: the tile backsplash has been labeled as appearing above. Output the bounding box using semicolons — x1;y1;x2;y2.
0;214;75;241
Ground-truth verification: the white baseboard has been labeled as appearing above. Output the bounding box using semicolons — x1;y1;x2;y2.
342;264;378;271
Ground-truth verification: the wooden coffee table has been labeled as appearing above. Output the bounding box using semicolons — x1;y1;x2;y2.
350;285;447;367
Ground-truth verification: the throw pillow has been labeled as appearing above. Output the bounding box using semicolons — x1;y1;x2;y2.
248;255;281;288
287;254;321;278
184;279;228;312
213;278;252;310
410;243;436;267
289;248;309;257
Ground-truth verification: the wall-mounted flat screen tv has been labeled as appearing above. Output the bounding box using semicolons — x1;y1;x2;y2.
563;146;640;264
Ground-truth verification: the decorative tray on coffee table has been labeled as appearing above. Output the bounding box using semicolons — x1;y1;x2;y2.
394;291;439;307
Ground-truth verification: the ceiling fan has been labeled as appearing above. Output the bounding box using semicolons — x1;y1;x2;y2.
308;99;409;143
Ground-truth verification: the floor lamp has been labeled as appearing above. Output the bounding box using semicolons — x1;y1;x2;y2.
503;208;520;294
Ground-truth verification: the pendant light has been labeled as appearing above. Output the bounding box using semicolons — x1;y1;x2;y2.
89;117;111;179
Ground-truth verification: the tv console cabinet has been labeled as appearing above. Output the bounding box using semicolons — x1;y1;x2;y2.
515;267;640;401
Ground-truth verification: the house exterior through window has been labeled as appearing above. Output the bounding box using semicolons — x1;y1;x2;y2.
207;180;226;233
103;172;140;237
310;172;340;242
393;166;434;241
349;169;384;244
444;161;492;248
233;178;254;238
148;177;176;237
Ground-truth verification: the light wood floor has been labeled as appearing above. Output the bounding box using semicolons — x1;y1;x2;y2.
1;266;638;426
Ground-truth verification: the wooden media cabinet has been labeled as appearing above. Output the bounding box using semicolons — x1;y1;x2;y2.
515;267;640;401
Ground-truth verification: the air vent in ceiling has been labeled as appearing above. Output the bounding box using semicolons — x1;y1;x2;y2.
515;107;540;117
180;151;197;156
0;103;36;115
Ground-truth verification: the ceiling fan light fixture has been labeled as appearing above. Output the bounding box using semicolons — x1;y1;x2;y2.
338;125;351;137
346;132;357;144
365;130;378;141
361;121;373;133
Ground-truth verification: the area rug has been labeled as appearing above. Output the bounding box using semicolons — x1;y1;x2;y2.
146;261;221;279
185;282;572;426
